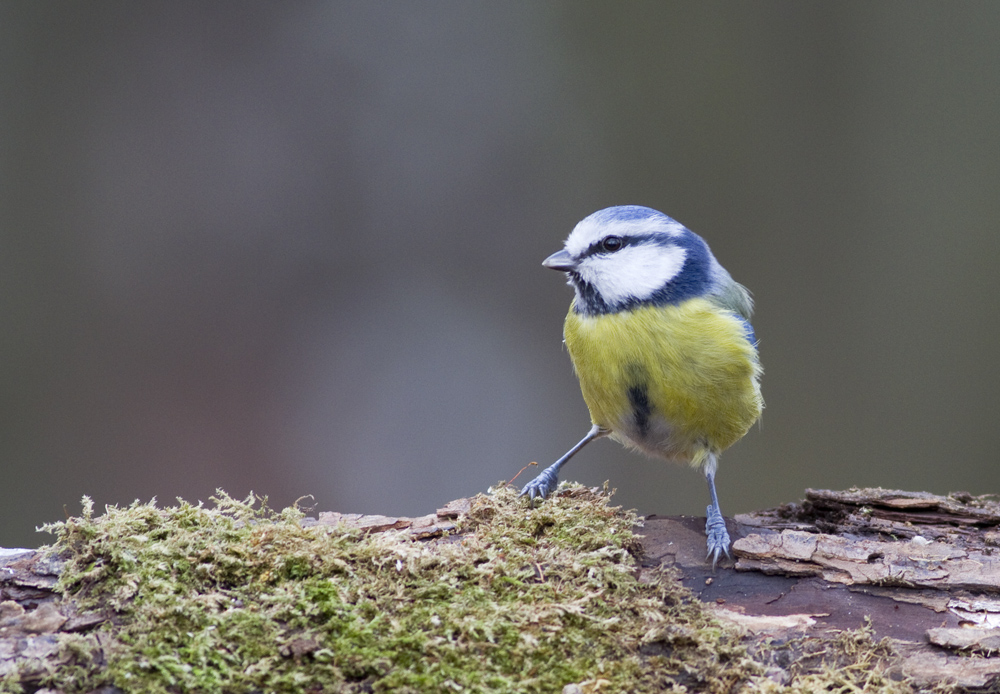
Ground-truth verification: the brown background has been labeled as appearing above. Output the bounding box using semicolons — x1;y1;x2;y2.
2;2;999;547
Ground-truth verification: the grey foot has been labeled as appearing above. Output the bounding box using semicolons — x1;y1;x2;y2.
705;504;732;569
519;467;560;504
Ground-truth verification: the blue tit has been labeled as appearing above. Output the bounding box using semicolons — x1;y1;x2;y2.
521;205;763;566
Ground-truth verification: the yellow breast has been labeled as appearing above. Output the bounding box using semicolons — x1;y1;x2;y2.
563;298;762;467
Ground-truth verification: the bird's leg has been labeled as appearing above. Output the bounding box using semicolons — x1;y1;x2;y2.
520;424;607;503
704;467;731;569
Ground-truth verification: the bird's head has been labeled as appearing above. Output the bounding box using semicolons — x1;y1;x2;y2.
544;205;728;316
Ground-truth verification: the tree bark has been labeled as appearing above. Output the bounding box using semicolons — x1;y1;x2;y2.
3;489;999;692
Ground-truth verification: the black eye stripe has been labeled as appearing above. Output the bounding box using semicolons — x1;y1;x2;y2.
601;236;623;252
584;236;627;257
582;234;663;259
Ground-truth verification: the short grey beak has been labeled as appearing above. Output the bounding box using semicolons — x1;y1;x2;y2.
542;249;576;272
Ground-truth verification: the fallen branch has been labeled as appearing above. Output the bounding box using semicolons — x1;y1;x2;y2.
2;487;998;692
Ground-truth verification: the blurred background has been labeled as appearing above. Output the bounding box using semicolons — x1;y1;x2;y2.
2;2;999;548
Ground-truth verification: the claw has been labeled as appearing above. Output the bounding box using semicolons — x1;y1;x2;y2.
703;466;731;569
519;467;561;504
705;504;732;570
521;425;607;507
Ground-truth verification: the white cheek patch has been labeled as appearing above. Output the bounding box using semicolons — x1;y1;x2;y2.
576;244;687;306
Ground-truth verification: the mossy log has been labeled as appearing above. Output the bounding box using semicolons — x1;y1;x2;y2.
1;487;999;693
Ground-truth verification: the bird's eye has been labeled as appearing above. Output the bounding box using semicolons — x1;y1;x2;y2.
601;236;623;253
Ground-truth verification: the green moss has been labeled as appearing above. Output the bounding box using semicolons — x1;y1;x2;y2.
20;483;917;693
29;484;761;693
750;620;914;694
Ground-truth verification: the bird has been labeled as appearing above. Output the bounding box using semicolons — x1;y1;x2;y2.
521;205;763;566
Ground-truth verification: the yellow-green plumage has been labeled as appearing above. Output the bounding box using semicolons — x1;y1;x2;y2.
563;297;762;472
522;204;763;564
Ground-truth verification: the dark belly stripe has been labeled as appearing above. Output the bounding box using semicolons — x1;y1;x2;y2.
627;383;652;439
